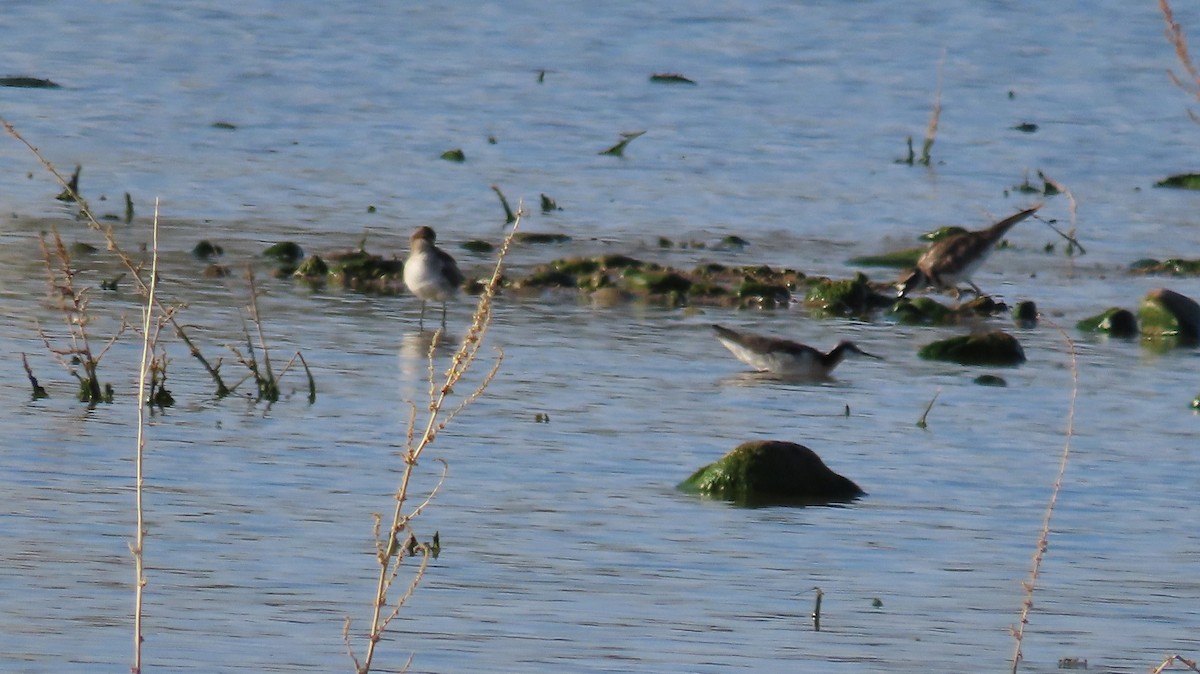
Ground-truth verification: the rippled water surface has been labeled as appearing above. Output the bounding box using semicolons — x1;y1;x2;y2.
2;2;1200;673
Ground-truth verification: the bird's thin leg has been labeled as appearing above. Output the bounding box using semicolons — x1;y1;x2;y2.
418;301;426;331
967;281;983;297
440;301;448;330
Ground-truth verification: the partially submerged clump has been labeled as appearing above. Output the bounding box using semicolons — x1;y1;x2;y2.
918;330;1026;366
891;295;1011;326
193;240;224;260
1154;173;1200;189
803;272;892;317
1129;257;1200;276
461;240;495;254
1139;287;1200;346
509;255;802;308
263;241;305;265
1012;300;1038;328
1076;307;1138;338
325;250;405;294
678;440;864;507
514;232;571;245
847;247;925;268
649;72;697;85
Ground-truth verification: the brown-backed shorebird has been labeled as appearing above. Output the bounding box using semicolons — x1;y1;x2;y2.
711;324;880;378
403;226;464;330
897;204;1041;299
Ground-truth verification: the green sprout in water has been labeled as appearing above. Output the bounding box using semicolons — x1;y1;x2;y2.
917;388;941;429
599;130;646;157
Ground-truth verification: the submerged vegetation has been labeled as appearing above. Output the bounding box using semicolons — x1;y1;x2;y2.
5;117;317;405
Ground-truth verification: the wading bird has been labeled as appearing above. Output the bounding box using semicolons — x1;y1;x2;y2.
404;226;464;330
712;324;880;378
897;205;1041;299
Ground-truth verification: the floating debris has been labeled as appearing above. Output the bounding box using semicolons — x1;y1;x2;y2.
192;240;224;260
491;184;516;224
599;130;646;157
1012;300;1038;328
1155;173;1200;189
0;76;61;89
716;235;749;250
514;232;571;245
56;164;81;202
1076;307;1138;338
974;374;1008;387
100;274;124;291
461;240;495;254
440;148;466;162
1130;258;1200;275
263;241;305;264
918;330;1026;366
649;72;696;85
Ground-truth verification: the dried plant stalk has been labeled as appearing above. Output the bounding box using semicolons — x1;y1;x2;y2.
347;208;521;674
1153;654;1200;674
919;49;945;166
130;201;161;673
1009;323;1078;674
2;116;230;396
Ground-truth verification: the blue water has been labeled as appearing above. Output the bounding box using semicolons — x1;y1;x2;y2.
2;1;1200;673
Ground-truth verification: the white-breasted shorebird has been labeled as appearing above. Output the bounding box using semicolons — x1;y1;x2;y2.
403;226;464;330
897;204;1041;299
711;324;880;378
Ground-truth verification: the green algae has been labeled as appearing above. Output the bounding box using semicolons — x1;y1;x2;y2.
1076;307;1138;338
1138;288;1200;345
1129;258;1200;276
192;240;224;260
514;232;571;245
974;374;1008;387
920;226;968;242
847;247;924;268
461;240;495;254
678;440;864;507
1012;300;1038;328
804;272;886;317
1154;173;1200;190
263;241;304;264
918;330;1026;366
890;296;954;325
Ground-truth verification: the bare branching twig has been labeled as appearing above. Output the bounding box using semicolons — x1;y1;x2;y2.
1036;172;1085;256
1161;0;1200;122
347;206;522;674
1153;654;1200;674
1;117;231;396
129;201;162;673
919;49;945;166
36;226;127;404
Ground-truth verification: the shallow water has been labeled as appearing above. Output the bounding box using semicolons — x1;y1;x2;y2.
2;1;1200;673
